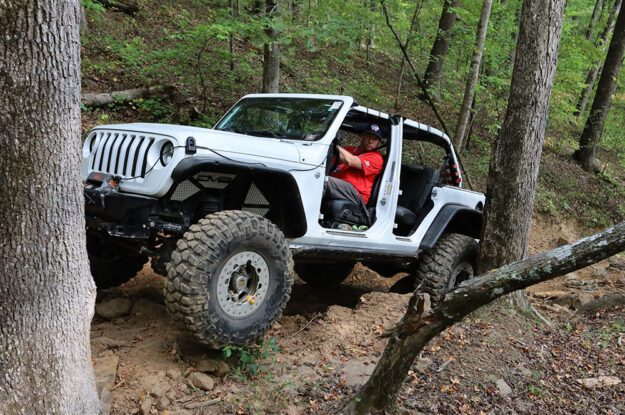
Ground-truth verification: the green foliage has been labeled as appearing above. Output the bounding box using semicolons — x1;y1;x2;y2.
79;0;625;226
82;0;105;16
223;337;280;377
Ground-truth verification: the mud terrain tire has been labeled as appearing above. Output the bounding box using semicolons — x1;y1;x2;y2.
295;262;354;286
164;210;294;348
414;233;478;304
87;234;148;288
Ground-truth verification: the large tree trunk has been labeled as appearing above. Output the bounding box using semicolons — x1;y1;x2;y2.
0;1;100;413
341;221;625;415
576;2;625;172
422;0;460;99
262;0;280;93
575;0;622;117
478;0;565;275
453;0;493;152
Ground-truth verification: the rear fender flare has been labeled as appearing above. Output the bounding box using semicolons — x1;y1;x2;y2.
419;204;483;250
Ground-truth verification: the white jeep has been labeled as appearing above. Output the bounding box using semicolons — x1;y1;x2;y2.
82;93;485;347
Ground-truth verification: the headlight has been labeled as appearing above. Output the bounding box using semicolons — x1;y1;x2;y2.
160;142;174;166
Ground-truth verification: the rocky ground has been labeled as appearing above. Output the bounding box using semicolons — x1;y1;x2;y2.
92;217;625;414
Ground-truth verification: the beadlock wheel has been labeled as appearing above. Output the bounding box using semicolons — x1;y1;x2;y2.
216;251;270;318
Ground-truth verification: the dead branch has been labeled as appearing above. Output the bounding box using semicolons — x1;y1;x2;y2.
339;221;625;414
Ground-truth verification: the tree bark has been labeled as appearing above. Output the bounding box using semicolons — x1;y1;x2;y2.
0;1;100;414
575;0;622;117
341;221;625;414
576;2;625;172
262;0;280;93
453;0;492;152
423;0;460;98
478;0;565;275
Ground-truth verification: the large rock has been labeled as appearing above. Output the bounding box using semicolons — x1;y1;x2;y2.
187;372;215;391
341;361;375;387
495;378;513;396
140;396;153;415
95;297;133;320
577;376;621;389
177;334;230;377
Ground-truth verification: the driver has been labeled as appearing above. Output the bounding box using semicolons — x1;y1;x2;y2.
324;124;384;211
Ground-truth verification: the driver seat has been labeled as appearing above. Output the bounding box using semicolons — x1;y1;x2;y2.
321;173;384;227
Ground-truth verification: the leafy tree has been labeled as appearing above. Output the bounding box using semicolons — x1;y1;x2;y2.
576;0;625;172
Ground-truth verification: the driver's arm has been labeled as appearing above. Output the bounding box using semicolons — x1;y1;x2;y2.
337;146;363;170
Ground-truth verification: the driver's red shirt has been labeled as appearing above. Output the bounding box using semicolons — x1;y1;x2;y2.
331;146;384;204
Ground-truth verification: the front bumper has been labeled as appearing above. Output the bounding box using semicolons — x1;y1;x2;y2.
84;182;188;240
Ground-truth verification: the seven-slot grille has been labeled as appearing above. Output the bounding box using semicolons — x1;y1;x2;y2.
89;131;156;178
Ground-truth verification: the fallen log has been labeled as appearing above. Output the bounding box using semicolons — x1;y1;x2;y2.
340;221;625;414
573;293;625;315
94;0;139;16
81;87;153;108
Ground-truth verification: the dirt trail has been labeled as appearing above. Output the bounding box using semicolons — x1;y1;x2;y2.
92;216;625;414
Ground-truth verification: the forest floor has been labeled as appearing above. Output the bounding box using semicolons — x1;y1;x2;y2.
91;215;625;415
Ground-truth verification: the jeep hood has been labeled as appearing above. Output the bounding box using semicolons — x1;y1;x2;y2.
94;123;304;164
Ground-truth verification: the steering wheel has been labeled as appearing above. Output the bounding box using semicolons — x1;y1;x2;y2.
328;133;344;174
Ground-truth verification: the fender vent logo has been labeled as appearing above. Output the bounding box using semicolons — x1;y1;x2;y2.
195;173;234;184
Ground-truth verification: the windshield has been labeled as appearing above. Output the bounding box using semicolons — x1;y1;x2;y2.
214;98;344;141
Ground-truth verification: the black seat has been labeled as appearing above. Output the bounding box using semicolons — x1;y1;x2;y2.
321;173;384;227
394;165;440;236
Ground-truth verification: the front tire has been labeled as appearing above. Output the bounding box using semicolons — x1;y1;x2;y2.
164;211;294;348
414;233;478;305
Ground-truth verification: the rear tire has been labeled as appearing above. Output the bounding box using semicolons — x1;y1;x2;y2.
295;262;354;286
413;233;478;305
87;234;147;288
164;211;294;348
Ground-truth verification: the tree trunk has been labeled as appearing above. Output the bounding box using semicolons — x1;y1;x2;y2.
586;0;604;40
262;0;280;93
576;3;625;172
453;0;493;152
341;221;625;414
0;1;100;414
423;0;460;98
478;0;565;275
229;0;239;71
576;0;622;117
80;2;89;34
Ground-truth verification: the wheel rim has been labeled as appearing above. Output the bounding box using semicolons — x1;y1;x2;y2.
447;261;474;289
216;251;270;318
